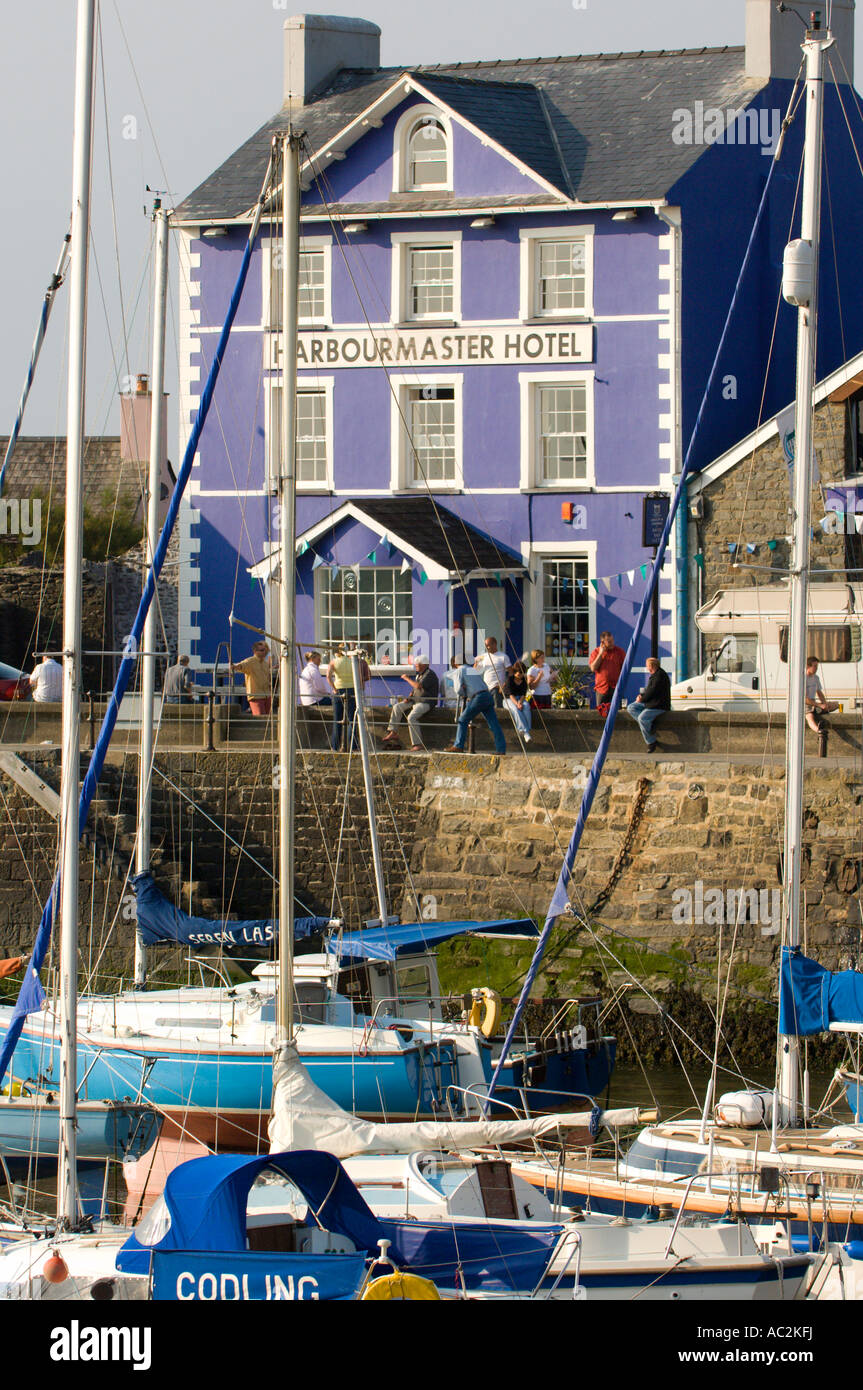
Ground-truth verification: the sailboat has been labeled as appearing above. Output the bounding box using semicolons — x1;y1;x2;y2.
506;11;863;1252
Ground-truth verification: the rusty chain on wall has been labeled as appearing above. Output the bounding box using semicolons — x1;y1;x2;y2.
500;775;652;993
585;775;652;916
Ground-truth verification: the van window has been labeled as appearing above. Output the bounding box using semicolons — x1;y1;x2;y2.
779;626;852;663
714;635;758;674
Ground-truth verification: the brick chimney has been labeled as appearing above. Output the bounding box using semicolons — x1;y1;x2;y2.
745;0;855;83
120;375;172;523
283;14;381;108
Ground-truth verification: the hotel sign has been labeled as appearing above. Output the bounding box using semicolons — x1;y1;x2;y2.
268;324;594;370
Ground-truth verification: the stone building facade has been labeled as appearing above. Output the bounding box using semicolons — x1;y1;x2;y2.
684;358;863;672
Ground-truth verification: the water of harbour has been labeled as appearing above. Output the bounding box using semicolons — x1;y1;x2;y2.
607;1065;849;1123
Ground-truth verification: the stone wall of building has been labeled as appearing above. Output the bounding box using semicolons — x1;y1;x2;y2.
0;563;113;691
692;398;859;666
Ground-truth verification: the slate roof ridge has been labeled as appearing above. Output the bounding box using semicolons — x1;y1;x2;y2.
419;44;745;71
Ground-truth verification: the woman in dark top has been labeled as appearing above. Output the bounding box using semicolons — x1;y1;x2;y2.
505;659;532;742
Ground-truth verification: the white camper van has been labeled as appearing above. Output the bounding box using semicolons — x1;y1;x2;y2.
671;583;863;712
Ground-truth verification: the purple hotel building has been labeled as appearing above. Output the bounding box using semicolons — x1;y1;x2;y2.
171;4;863;695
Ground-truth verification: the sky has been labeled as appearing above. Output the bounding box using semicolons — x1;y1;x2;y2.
0;0;859;445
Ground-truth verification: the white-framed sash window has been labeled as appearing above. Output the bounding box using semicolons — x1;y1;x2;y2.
263;236;331;329
519;371;595;489
266;379;334;492
390;373;463;490
522;539;597;667
393;105;453;193
391;231;461;324
519;226;594;321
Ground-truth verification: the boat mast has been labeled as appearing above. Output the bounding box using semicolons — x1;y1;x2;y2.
778;12;831;1127
134;201;170;986
58;0;96;1229
278;131;301;1043
350;650;390;926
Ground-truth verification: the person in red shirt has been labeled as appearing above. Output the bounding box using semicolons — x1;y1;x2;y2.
588;630;625;717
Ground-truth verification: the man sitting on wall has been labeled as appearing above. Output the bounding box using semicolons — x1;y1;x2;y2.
381;656;439;751
628;656;670;752
805;655;839;732
29;652;63;703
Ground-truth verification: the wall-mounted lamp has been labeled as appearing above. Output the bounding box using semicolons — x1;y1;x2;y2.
611;210;638;222
201;226;229;238
470;216;496;229
343;221;368;235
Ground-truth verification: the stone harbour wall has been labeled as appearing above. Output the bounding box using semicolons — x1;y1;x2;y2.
1;748;861;1061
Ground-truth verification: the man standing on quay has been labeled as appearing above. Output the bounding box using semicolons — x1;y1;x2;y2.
588;630;625;717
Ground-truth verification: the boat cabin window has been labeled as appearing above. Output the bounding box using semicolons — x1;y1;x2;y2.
713;634;757;674
779;626;853;663
294;982;328;1025
336;964;373;1017
396;961;434;1008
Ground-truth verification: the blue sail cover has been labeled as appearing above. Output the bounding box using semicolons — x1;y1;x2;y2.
117;1148;562;1295
779;946;863;1035
327;919;540;962
132;872;328;949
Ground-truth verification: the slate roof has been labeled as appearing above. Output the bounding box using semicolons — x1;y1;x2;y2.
324;498;525;575
173;46;766;222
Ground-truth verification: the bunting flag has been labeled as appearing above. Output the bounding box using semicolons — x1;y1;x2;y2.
367;550;377;563
417;569;428;586
640;564;648;580
351;563;361;577
627;570;635;585
312;554;326;570
694;553;705;569
590;579;598;592
298;539;310;555
400;558;411;574
441;580;453;596
767;539;778;551
728;542;738;554
577;579;585;593
746;542;757;553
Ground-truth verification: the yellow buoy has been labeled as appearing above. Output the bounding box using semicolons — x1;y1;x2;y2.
361;1272;441;1301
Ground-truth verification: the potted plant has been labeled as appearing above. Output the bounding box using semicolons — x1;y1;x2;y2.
551;656;590;709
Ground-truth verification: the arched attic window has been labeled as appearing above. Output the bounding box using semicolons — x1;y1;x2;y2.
395;108;452;192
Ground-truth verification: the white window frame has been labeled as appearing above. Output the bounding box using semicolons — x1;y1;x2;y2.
391;230;462;324
519;371;595;491
262;234;332;328
390;372;464;492
519;226;594;322
522;539;598;668
314;564;415;665
265;376;334;493
392;104;453;194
